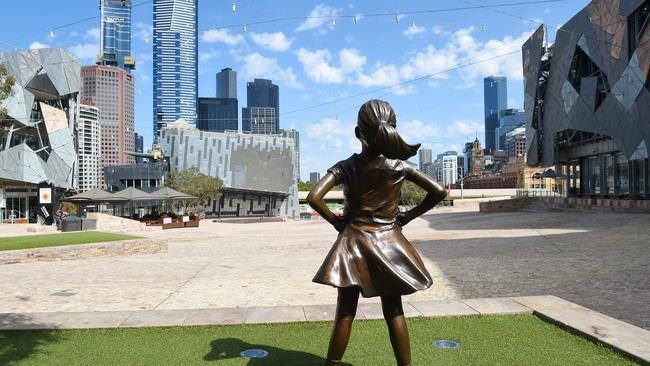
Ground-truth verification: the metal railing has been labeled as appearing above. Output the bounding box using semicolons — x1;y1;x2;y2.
516;189;562;198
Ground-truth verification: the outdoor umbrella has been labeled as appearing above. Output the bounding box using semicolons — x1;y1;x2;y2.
63;188;127;203
149;187;196;200
111;187;153;218
150;187;197;214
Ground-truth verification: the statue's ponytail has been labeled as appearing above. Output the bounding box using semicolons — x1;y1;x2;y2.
357;99;420;160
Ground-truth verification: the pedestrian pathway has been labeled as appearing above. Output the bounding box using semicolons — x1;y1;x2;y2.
1;296;648;364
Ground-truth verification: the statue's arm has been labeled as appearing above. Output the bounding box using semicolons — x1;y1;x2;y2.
398;168;448;226
307;172;346;232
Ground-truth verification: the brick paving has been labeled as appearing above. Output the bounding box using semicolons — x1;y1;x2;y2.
0;202;647;330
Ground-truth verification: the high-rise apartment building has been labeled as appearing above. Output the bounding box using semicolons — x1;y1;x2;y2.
419;149;432;171
80;65;136;187
217;68;237;99
77;104;101;191
97;0;135;72
484;76;507;152
495;108;525;150
153;0;198;140
197;98;238;132
135;132;144;163
243;79;279;134
242;107;276;134
310;172;321;185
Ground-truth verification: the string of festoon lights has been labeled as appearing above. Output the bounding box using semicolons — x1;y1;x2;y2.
211;0;564;34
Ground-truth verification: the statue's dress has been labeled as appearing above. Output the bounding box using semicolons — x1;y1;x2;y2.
313;153;433;298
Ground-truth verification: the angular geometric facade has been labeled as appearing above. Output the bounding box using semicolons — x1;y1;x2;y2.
0;48;80;189
159;120;300;218
523;0;650;198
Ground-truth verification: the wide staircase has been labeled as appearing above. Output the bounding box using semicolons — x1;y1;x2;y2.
86;213;148;233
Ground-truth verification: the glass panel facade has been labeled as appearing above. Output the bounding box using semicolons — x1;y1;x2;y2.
605;155;615;195
633;159;646;199
616;153;629;197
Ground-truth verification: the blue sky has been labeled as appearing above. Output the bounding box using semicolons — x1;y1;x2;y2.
0;0;588;180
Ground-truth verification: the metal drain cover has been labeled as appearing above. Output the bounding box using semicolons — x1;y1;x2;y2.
240;349;269;358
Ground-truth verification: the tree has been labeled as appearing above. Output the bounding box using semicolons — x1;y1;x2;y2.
399;181;426;206
298;180;314;191
165;167;223;211
0;64;16;145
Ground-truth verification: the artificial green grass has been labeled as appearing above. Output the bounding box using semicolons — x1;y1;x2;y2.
0;232;141;252
0;315;637;365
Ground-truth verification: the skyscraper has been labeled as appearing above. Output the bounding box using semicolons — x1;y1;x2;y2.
197;97;238;132
419;149;432;171
217;68;237;99
80;65;136;187
243;79;279;134
153;0;198;141
97;0;135;72
484;76;507;152
135;132;144;163
78;103;101;191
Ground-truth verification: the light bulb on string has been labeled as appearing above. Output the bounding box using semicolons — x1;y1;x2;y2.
243;24;247;32
481;24;487;31
353;16;357;24
331;17;336;27
411;21;416;30
231;2;236;12
395;14;400;23
49;29;55;39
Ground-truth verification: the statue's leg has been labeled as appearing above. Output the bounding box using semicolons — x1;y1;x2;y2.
325;286;360;365
381;295;411;366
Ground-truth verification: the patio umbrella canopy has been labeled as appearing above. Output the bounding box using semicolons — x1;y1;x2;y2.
111;187;153;201
149;187;196;200
63;188;127;203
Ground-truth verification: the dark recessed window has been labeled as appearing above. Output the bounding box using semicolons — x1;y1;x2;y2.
567;46;610;110
627;1;649;59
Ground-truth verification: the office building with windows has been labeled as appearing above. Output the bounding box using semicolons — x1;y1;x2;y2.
80;65;136;187
495;109;525;151
523;0;650;199
197;97;238;132
419;149;432;171
243;79;279;134
217;67;237;99
97;0;135;72
78;104;101;191
484;76;508;152
153;0;198;140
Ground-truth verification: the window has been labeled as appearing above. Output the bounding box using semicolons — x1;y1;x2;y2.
616;154;630;196
567;46;609;110
627;1;649;59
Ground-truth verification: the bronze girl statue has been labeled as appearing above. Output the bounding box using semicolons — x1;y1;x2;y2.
307;99;447;366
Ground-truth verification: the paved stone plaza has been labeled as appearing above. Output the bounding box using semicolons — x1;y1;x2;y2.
0;202;648;330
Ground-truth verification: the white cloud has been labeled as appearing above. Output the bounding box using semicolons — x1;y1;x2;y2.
403;24;426;38
199;50;220;63
250;32;294;52
202;29;245;45
303;118;359;152
240;52;302;89
399;120;440;144
432;25;445;35
451;27;532;87
295;4;339;33
68;43;99;61
29;41;49;50
296;48;366;84
135;22;153;43
85;28;100;41
446;120;484;136
356;63;400;88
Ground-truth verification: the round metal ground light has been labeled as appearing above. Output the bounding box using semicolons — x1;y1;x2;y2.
240;349;269;358
434;340;461;349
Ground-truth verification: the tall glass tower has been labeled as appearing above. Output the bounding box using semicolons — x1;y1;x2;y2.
483;76;507;152
153;0;198;142
98;0;135;72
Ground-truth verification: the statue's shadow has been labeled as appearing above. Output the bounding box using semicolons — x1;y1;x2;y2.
203;338;352;365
